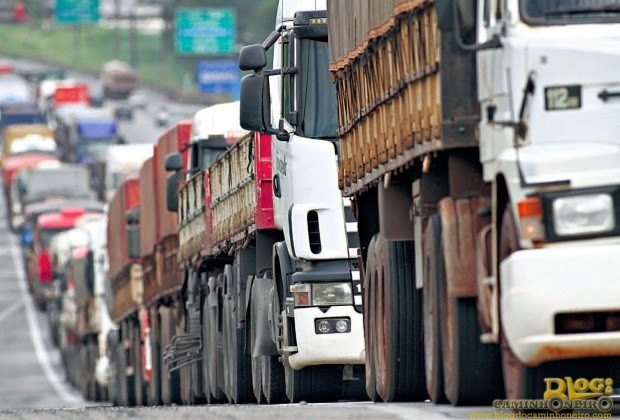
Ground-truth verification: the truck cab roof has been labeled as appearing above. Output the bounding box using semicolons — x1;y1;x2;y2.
190;101;247;143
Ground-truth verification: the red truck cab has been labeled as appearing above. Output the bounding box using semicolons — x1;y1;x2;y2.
28;207;98;310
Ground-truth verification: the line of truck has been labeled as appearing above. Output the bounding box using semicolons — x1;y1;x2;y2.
49;0;620;410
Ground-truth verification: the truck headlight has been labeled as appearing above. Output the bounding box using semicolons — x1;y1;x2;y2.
311;283;353;306
553;194;614;236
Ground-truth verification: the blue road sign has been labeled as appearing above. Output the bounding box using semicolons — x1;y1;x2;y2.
197;60;240;100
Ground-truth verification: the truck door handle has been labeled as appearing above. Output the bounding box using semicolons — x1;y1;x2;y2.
273;174;281;198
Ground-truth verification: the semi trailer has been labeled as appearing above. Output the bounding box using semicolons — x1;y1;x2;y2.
326;0;620;405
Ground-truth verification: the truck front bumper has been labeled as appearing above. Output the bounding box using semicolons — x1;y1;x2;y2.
500;244;620;366
287;305;365;370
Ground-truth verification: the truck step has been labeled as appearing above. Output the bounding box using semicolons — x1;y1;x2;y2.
162;333;202;373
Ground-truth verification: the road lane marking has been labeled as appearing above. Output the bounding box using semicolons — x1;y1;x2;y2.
0;300;23;324
9;239;82;406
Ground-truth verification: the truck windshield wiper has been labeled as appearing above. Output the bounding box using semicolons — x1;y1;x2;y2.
544;4;620;16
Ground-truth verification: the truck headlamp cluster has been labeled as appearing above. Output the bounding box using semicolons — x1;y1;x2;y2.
552;194;614;236
290;282;353;307
315;317;350;334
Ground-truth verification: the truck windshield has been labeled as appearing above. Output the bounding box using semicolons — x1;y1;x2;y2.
76;140;115;157
40;227;68;249
297;38;339;139
521;0;620;24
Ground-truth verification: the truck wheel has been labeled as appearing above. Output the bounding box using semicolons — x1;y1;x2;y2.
79;342;90;399
284;364;342;403
433;210;504;405
160;307;180;405
89;340;102;402
116;337;136;406
261;355;286;404
251;355;264;403
374;235;426;402
133;325;145;406
222;265;253;404
109;341;119;406
499;206;542;400
202;293;225;403
423;215;448;404
147;307;161;406
248;287;265;403
363;234;379;401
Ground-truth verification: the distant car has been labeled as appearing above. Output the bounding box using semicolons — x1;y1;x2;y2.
114;102;133;121
154;105;200;128
155;107;169;127
128;90;147;110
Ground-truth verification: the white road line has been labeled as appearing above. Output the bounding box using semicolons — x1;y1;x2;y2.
9;239;82;406
0;300;23;324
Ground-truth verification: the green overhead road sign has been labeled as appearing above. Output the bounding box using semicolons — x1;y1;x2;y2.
175;8;236;56
56;0;100;24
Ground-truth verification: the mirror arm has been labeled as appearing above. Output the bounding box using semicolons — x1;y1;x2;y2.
263;67;297;77
262;25;285;50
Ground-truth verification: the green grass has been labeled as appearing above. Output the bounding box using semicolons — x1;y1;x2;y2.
0;23;207;96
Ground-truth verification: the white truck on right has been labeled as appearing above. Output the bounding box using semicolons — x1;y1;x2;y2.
327;0;620;407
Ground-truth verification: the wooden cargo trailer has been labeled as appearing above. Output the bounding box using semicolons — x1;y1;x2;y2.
327;0;501;406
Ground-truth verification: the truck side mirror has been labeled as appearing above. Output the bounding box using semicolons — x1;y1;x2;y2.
165;152;183;172
127;225;140;259
240;74;274;134
239;44;267;71
166;172;180;212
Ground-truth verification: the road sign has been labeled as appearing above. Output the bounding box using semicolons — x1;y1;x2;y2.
176;8;236;56
56;0;100;24
196;60;240;100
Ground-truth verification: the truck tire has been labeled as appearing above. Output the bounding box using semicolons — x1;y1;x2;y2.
160;307;180;405
109;340;119;406
499;206;544;400
222;265;253;404
249;277;285;404
249;288;264;403
116;336;136;407
373;235;426;402
80;339;100;402
437;211;505;405
79;342;90;399
251;354;264;403
261;355;286;404
89;340;102;402
284;364;342;403
133;325;145;406
147;306;161;406
363;234;379;402
423;215;448;404
202;293;225;403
